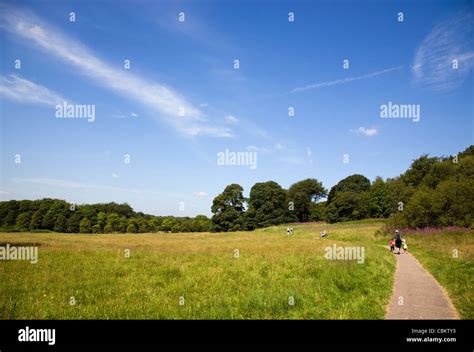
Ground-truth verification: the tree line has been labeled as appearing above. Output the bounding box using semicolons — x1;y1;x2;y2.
1;145;472;233
0;200;212;233
211;145;473;231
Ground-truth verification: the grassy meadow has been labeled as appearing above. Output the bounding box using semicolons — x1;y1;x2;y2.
402;230;473;319
0;221;397;319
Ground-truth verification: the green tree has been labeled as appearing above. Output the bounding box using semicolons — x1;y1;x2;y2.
245;181;287;230
326;191;370;223
41;209;56;230
16;212;32;230
66;213;80;233
402;187;439;228
401;155;438;187
4;209;18;226
386;177;413;215
160;217;177;232
288;178;327;222
327;174;370;204
103;223;114;233
147;218;160;232
369;177;389;218
126;219;137;233
211;184;246;231
79;218;92;233
309;201;327;221
96;212;107;232
421;160;455;189
54;214;67;232
106;213;121;232
92;224;102;234
18;200;34;214
41;200;69;230
138;218;149;233
434;178;474;227
171;222;183;233
29;210;43;230
190;215;212;232
118;216;128;233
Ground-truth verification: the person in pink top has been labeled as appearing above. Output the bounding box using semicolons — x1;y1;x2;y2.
389;239;395;253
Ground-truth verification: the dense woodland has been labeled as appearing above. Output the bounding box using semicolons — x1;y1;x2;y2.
1;146;472;233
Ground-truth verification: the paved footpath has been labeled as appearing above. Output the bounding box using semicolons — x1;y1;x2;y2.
385;251;459;319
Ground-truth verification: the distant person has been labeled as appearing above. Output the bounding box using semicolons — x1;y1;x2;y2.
402;239;408;254
389;239;395;253
394;230;402;254
320;230;327;238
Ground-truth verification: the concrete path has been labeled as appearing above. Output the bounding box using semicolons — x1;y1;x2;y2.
385;250;459;319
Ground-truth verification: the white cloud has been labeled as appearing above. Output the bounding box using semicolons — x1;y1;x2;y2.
246;144;286;153
112;173;119;179
246;145;272;153
0;190;10;195
155;10;233;53
291;66;403;93
351;127;378;137
199;103;209;108
412;12;474;91
12;178;142;194
0;6;230;138
184;125;232;138
0;74;66;106
131;112;138;117
274;143;285;150
194;191;208;197
224;115;239;124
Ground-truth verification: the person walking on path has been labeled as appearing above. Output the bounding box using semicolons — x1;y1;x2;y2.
394;230;402;254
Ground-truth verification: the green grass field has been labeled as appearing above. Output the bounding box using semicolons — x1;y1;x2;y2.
1;221;472;319
0;221;397;319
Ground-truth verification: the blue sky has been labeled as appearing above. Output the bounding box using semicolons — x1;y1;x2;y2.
1;0;473;216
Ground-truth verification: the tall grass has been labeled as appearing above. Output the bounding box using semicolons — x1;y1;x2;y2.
0;222;395;319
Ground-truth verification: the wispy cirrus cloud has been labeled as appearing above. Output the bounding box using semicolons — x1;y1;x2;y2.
246;143;286;154
246;145;272;153
291;66;403;93
412;11;474;91
154;8;233;52
0;74;66;106
351;127;378;137
194;191;208;197
274;143;285;150
12;177;143;194
224;115;239;124
0;5;230;138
